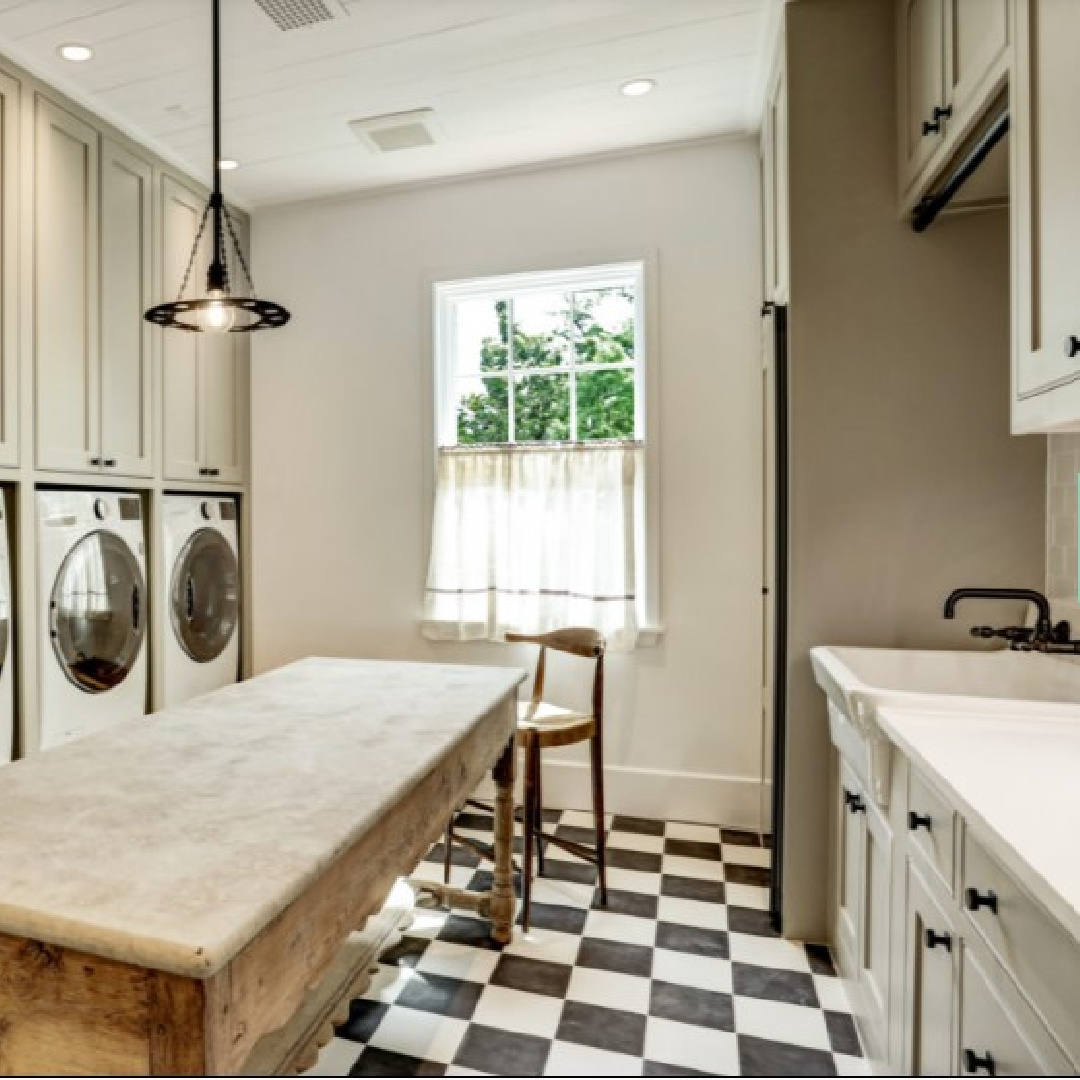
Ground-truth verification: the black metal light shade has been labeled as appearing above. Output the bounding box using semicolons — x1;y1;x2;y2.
144;0;289;334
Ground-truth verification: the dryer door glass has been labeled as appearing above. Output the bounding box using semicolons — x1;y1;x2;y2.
50;530;147;694
170;528;239;663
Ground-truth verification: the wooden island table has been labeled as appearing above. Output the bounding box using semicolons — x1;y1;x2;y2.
0;658;526;1076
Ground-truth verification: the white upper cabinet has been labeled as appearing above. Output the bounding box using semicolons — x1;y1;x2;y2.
100;138;153;477
0;69;18;468
159;173;247;484
1012;0;1080;432
34;96;100;474
897;0;1010;213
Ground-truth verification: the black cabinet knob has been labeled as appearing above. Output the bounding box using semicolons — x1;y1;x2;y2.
199;467;210;476
1066;335;1080;359
964;887;998;914
89;456;102;466
103;458;116;468
922;105;953;136
963;1049;996;1076
908;811;933;832
843;789;866;814
924;928;952;951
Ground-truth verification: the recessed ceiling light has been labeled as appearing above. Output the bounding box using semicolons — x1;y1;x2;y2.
58;43;94;63
620;78;656;98
218;158;240;171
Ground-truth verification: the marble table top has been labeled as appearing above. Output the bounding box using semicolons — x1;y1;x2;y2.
0;658;525;977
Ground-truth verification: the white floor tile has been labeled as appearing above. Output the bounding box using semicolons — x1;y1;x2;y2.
735;995;832;1051
814;973;857;1012
835;1051;872;1075
729;932;812;973
607;830;665;854
530;875;595;909
606;867;664;895
661;855;725;882
445;1067;493;1077
367;1005;468;1064
651;948;733;994
566;965;652;1013
666;822;721;843
657;895;729;931
724;882;770;910
505;926;582;966
471;984;563;1039
415;939;501;984
559;810;613;830
306;1037;362;1076
644;1016;740;1075
583;909;658;947
545;1040;643;1076
722;843;772;868
361;962;415;1004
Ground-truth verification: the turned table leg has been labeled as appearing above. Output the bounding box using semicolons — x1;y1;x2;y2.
490;736;517;944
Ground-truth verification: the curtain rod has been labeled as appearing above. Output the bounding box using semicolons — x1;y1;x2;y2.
439;440;643;454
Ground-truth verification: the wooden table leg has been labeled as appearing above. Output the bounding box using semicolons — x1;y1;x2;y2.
490;736;517;944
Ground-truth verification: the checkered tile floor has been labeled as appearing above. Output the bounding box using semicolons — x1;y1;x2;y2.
304;810;866;1077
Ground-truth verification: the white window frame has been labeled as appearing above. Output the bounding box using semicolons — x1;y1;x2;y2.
434;262;646;448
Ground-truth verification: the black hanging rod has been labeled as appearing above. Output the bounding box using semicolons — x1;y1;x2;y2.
911;108;1010;234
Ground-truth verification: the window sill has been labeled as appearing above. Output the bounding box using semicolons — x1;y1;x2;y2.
421;621;665;649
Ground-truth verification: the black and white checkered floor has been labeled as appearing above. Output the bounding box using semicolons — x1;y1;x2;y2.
304;810;867;1077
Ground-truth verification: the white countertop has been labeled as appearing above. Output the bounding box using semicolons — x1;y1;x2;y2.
877;706;1080;944
0;657;525;978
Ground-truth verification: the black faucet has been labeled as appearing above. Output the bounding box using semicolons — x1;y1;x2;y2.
943;587;1075;651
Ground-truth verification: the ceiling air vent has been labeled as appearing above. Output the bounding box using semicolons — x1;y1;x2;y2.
349;109;443;153
251;0;349;31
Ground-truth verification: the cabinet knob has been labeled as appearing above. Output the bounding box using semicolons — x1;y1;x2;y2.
199;467;210;476
89;456;102;467
963;1049;996;1076
922;104;953;136
1066;335;1080;359
924;928;952;951
964;887;998;914
103;458;116;468
843;788;866;814
907;811;933;832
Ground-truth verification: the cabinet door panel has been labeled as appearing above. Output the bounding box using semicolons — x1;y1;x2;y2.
835;761;864;981
899;0;946;192
0;69;18;467
160;175;205;481
859;797;892;1055
946;0;1009;119
100;139;152;477
200;331;244;483
35;96;99;473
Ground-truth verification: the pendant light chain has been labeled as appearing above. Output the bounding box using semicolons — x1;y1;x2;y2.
175;203;213;302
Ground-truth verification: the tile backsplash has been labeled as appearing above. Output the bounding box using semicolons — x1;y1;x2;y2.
1047;434;1080;599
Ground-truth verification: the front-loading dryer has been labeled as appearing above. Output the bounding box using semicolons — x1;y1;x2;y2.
36;490;148;750
160;495;240;706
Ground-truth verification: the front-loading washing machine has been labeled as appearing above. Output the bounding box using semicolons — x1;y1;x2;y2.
160;495;240;706
36;490;148;750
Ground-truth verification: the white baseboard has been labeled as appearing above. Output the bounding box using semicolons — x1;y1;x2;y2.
476;762;769;830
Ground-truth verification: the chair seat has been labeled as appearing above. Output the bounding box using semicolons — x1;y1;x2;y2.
516;700;596;748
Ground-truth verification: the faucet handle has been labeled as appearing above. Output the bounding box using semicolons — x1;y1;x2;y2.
970;625;1033;644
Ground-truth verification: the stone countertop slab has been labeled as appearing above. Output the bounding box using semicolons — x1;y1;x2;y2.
0;657;525;978
877;705;1080;945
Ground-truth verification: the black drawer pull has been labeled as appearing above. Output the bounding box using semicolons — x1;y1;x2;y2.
89;456;102;466
842;788;865;814
922;105;953;136
1067;335;1080;359
908;811;932;832
965;887;998;914
924;928;952;951
103;458;116;468
963;1049;996;1076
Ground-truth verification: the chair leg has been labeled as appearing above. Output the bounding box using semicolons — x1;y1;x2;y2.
522;737;537;933
534;750;545;877
443;823;453;885
589;733;608;906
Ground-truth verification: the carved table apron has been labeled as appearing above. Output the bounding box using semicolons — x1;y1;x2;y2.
0;658;525;1076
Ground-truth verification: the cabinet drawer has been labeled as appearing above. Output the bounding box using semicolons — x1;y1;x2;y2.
907;767;956;894
959;947;1070;1076
961;829;1080;1064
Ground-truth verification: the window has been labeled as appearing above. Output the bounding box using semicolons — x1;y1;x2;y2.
424;263;653;650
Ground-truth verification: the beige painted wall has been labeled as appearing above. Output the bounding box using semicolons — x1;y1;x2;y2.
249;141;767;825
780;0;1047;940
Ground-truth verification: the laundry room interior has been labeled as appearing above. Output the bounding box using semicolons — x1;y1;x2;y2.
0;0;1079;1077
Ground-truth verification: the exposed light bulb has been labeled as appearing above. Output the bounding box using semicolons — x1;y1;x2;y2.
197;290;236;333
219;158;239;171
620;78;656;97
59;43;94;62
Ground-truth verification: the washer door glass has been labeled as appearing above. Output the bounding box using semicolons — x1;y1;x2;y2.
51;530;146;694
170;528;239;663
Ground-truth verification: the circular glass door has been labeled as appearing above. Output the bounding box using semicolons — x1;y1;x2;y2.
170;528;239;663
50;530;146;694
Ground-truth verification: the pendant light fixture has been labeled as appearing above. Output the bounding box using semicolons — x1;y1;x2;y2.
144;0;289;333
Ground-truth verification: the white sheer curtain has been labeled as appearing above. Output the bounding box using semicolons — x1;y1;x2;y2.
423;443;644;650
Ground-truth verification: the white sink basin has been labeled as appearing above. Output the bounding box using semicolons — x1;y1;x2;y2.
810;646;1080;802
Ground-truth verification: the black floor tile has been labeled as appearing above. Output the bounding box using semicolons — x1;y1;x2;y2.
649;980;734;1031
576;936;653;977
425;842;481;869
656;922;729;959
554;824;603;848
726;905;776;938
738;1034;837;1076
661;874;725;904
595;887;659;919
380;935;430;968
805;942;838;977
489;953;573;998
453;1024;550;1076
394;971;484;1020
542;858;598;886
607;847;663;873
336;997;389;1043
612;814;666;836
436;914;504;951
664;838;723;861
642;1062;715;1077
453;811;494;831
721;828;762;847
555;1000;647;1057
515;900;588;935
732;962;819;1007
724;864;771;888
467;868;523;899
825;1009;862;1056
348;1047;445;1077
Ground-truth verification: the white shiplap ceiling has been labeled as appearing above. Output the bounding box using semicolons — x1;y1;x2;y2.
0;0;773;207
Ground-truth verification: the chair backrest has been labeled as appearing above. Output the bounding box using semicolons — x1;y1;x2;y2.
505;628;606;724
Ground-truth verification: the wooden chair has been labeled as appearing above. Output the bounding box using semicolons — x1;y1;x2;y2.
443;628;608;933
